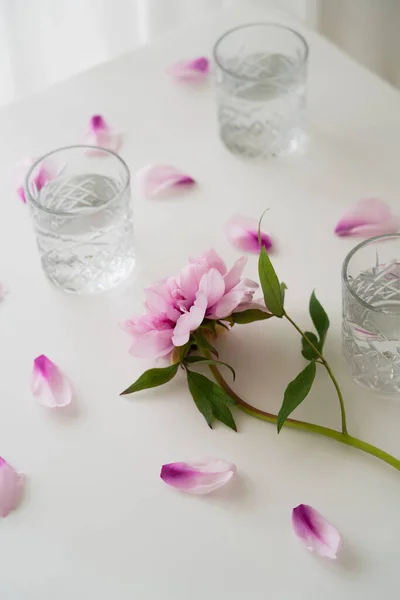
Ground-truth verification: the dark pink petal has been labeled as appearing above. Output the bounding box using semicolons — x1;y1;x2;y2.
166;56;209;81
292;504;341;559
85;114;122;154
161;458;236;494
16;157;54;203
0;457;23;517
225;215;273;254
137;164;195;198
335;199;400;237
31;355;73;408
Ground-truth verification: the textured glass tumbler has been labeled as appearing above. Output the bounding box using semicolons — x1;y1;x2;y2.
213;23;308;158
25;145;135;294
342;234;400;395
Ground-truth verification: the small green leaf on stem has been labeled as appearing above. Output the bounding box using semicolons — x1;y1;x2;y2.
120;364;179;395
280;282;287;305
277;362;316;432
301;331;320;361
309;291;330;350
187;371;237;431
192;329;219;357
184;356;236;381
230;309;274;325
258;246;284;318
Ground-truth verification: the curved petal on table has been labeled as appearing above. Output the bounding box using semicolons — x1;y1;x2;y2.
225;215;273;253
166;57;209;81
292;504;341;559
137;164;195;198
0;457;23;517
16;157;54;203
31;355;73;408
161;458;236;494
335;199;400;237
85;114;122;154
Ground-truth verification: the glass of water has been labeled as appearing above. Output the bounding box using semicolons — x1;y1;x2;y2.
25;145;135;294
342;234;400;395
213;23;308;158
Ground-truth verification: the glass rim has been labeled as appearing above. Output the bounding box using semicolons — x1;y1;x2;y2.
342;233;400;314
24;144;130;216
212;22;309;82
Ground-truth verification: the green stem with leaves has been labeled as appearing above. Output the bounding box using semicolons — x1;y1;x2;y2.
207;361;400;472
283;311;348;435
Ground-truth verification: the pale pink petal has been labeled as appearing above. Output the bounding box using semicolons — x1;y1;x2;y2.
85;114;122;154
144;287;180;322
128;328;174;359
292;504;341;559
0;458;23;517
198;268;225;307
16;157;55;203
223;257;248;292
172;293;208;347
31;355;73;408
137;164;195;198
335;199;400;237
177;263;208;304
166;57;209;81
225;215;273;254
209;288;250;319
233;298;270;314
190;249;227;276
161;458;236;494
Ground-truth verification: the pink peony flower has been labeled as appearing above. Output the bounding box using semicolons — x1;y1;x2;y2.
121;249;258;359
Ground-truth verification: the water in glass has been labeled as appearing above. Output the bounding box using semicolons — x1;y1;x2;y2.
342;259;400;394
33;173;135;293
216;53;306;157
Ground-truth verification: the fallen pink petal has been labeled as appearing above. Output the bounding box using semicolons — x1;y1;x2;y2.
0;457;23;517
335;198;400;237
85;114;122;154
160;458;236;494
225;215;273;254
167;56;209;81
137;164;196;198
16;157;54;204
292;504;341;559
31;354;73;408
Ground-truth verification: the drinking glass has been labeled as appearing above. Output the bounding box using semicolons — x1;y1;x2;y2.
25;145;135;294
342;234;400;394
213;23;308;158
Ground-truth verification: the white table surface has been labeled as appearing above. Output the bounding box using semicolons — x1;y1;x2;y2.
1;3;400;599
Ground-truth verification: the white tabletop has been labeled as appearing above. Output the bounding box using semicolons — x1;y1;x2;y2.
1;3;400;599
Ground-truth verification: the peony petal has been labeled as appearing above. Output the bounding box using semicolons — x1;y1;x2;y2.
225;215;273;254
0;458;23;517
223;256;248;292
161;458;236;494
85;114;122;154
166;56;209;81
31;355;73;408
292;504;341;559
198;268;226;307
190;249;227;276
335;199;400;237
16;157;54;203
128;328;174;359
172;293;208;347
137;164;195;198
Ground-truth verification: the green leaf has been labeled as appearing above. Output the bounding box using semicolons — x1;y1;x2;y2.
192;328;219;357
301;331;320;361
230;309;274;325
258;246;284;318
184;356;236;381
120;364;179;395
309;291;330;350
280;282;287;305
277;362;316;432
186;371;237;431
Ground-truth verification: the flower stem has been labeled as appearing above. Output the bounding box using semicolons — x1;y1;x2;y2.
283;311;348;435
207;363;400;472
